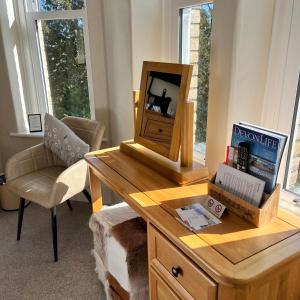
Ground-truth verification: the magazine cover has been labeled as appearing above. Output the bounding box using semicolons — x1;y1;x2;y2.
231;124;281;164
230;123;287;193
239;121;288;169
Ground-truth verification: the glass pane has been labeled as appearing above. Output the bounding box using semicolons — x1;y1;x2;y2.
180;3;213;161
37;18;90;119
285;75;300;194
37;0;85;11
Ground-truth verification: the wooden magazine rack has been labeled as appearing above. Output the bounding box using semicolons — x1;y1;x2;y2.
208;177;280;227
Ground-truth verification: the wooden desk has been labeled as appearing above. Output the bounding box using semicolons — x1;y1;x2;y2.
85;147;300;300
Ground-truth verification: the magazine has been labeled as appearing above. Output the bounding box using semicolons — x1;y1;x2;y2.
231;124;283;164
239;122;288;166
230;123;287;193
176;203;221;232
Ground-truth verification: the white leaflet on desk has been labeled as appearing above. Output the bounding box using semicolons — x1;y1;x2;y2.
176;203;221;232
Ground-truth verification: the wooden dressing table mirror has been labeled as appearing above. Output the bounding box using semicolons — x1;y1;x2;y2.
120;61;209;185
85;61;300;300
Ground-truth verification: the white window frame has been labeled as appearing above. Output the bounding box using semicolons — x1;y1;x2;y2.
163;0;213;165
180;7;192;65
162;0;213;63
262;0;300;208
16;0;95;120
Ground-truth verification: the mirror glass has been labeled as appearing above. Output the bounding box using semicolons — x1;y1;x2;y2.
140;71;182;149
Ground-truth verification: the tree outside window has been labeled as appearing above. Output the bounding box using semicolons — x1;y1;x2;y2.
36;0;91;119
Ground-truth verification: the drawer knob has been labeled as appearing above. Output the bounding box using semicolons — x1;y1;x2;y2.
171;266;182;278
158;128;163;133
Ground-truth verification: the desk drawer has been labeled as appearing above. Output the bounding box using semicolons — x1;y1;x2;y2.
150;267;181;300
148;225;217;300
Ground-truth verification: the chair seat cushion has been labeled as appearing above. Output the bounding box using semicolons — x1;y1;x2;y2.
6;166;65;208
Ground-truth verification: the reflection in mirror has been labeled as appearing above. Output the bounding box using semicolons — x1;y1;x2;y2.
141;71;182;149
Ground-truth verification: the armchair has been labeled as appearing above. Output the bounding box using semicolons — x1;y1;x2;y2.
5;116;105;262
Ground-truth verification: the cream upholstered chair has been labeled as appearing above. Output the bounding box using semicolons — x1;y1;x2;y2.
5;116;105;262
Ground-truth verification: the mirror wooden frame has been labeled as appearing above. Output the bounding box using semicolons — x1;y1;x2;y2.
134;61;193;161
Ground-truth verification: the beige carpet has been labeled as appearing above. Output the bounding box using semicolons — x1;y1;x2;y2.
0;201;106;300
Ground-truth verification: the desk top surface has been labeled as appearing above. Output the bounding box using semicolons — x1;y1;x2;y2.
85;147;300;285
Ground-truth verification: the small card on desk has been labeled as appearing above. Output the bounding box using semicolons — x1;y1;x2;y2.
203;196;226;218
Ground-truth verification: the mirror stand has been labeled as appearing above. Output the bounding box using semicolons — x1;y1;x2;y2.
119;91;209;186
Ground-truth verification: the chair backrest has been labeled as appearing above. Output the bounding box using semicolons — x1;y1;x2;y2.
61;116;105;151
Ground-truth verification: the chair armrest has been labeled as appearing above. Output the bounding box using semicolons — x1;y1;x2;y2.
5;143;58;182
49;159;88;207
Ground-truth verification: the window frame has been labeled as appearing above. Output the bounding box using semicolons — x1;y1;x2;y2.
162;0;213;63
283;71;300;193
163;0;213;165
17;0;95;120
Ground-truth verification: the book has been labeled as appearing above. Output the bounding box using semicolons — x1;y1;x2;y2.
231;123;287;193
215;163;265;207
176;203;221;232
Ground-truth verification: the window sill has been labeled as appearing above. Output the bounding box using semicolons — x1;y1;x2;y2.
280;189;300;218
10;131;44;139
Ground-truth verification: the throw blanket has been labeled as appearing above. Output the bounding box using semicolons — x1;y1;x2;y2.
89;203;148;300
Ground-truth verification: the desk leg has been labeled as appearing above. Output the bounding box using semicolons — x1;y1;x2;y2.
89;167;103;213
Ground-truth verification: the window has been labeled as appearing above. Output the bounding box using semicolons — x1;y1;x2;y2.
179;3;213;162
23;0;93;119
284;73;300;195
37;0;84;11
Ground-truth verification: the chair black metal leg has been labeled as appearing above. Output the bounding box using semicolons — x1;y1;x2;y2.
66;200;72;211
17;198;25;241
82;189;91;203
51;207;58;262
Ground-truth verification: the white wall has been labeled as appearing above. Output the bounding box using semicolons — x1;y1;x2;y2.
101;0;164;145
131;0;163;89
101;0;134;146
205;0;239;174
206;0;276;173
262;0;297;133
86;1;111;144
262;0;300;184
226;0;275;138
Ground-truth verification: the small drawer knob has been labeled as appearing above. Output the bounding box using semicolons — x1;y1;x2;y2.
171;266;182;278
158;128;163;133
